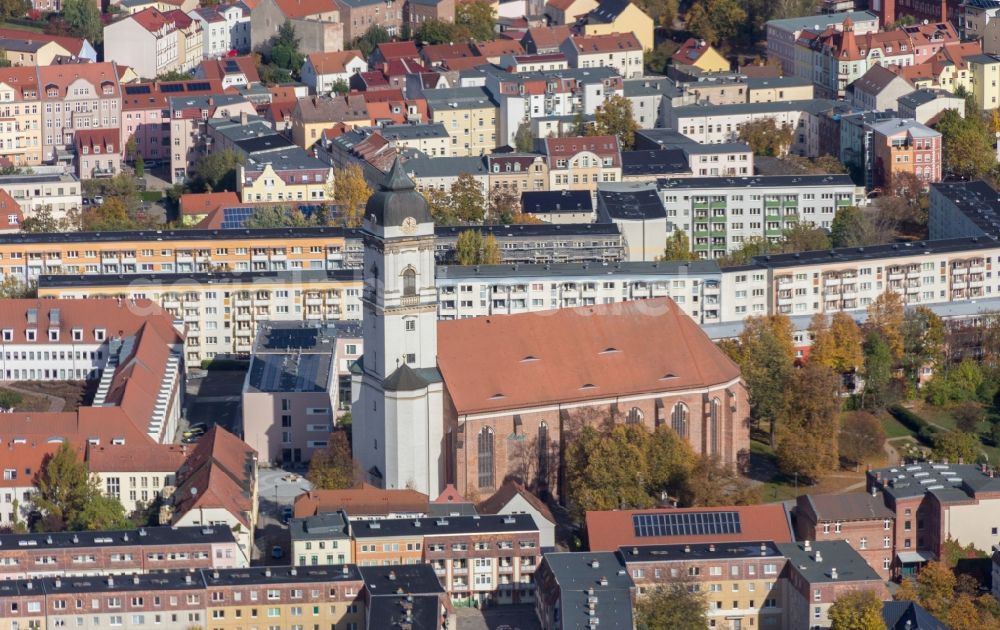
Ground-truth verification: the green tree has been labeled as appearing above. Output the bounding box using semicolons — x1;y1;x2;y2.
867;290;905;361
659;229;698;261
635;578;708;630
591;94;639;150
901;306;946;387
680;455;760;507
731;315;795;446
350;25;390;58
76;494;131;531
82;198;141;232
683;3;716;44
307;432;358;490
781;222;830;252
839;411;887;468
718;236;777;265
0;275;35;299
737;118;795;156
32;442;96;532
455;0;496;40
831;206;869;248
0;389;22;410
954;402;984;433
828;589;887;630
416;18;458;44
331;79;349;95
564;424;655;520
645;426;695;496
154;69;194;81
333;164;372;228
63;0;103;44
190;150;243;193
19;205;63;232
450;173;486;223
861;332;896;410
513;122;534;152
424;187;455;225
270;21;304;73
134;154;145;178
933;431;980;463
244;205;310;228
777;361;841;481
0;0;28;19
935;108;996;180
454;229;500;265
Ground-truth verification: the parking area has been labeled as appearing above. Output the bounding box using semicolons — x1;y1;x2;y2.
455;605;541;630
179;368;246;442
252;467;313;564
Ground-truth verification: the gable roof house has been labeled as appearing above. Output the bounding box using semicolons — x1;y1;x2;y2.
671;37;730;73
104;8;203;80
849;63;915;111
301;50;368;94
579;0;654;51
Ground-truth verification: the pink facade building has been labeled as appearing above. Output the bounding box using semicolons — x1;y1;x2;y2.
121;79;223;163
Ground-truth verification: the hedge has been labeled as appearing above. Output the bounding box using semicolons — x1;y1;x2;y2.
199;358;250;371
888;404;939;447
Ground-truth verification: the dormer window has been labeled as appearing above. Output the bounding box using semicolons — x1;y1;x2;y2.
48;329;59;342
72;329;83;341
94;328;106;341
82;146;89;155
94;146;101;154
2;329;12;342
25;329;36;342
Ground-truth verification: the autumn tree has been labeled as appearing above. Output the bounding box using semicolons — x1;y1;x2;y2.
839;411;887;468
935;108;996;180
901;306;946;387
680;455;760;507
659;230;698;261
450;173;486;223
454;0;495;40
591;95;639;150
810;312;864;375
954;402;985;433
932;431;980;463
333;164;372;228
190;150;243;193
487;187;536;225
0;276;34;299
737;119;795;156
635;578;708;630
82;198;138;232
423;187;454;225
454;229;500;265
564;424;656;520
915;561;957;618
777;362;842;481
31;442;129;532
867;291;905;361
684;0;746;45
828;589;887;630
20;205;66;233
731;315;795;446
781;222;830;252
307;432;359;490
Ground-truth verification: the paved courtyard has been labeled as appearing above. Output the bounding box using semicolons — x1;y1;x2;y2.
455;604;541;630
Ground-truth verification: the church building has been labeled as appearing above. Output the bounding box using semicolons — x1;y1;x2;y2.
353;159;750;499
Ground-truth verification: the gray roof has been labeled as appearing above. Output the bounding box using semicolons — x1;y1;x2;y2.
800;492;893;522
882;601;949;630
672;98;839;118
383;364;442;392
746;75;813;89
748;236;1000;268
404;155;487;179
351;513;538;538
619;541;783;563
766;10;878;33
659;174;854;190
247;353;331;393
623;76;679;98
365;157;432;228
898;88;962;109
367;594;441;630
423;86;497;109
209;115;277;143
520;190;593;213
436;259;722;280
776;540;882;584
540;552;634;630
205;565;362;586
869;462;1000;501
597;185;666;220
622;149;690;176
290;512;351;541
169;93;247;112
868;118;940;138
378;122;449;141
0;525;235;550
930;180;1000;237
39;269;360;289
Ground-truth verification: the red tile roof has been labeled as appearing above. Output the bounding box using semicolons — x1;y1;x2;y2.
121;79;224;111
672;37;715;65
569;32;641;54
172;426;257;528
39;62;119;100
293;483;429;518
306;49;364;75
421;43;477;64
473;39;525;58
273;0;337;17
0;27;86;56
477;479;555;525
87;442;189;473
0;188;23;231
198;56;260;83
0;442;65;488
0;66;39;101
521;25;573;52
374;41;420;61
543;135;620;163
129;7;174;33
586;504;793;551
180;192;239;219
75;128;121;154
436;298;738;415
434;484;472;505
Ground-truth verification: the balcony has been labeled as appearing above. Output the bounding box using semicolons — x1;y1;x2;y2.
452;567;468;575
498;565;514;574
91;167;116;178
305;297;322;306
400;295;419;307
824;278;841;287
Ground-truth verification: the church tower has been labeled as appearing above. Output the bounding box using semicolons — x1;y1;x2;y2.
352;158;444;495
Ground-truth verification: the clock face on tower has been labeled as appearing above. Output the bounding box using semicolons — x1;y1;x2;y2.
401;216;417;234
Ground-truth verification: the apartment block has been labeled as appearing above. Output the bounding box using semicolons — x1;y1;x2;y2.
424;87;499;157
929;180;1000;240
122;79;224;164
169;94;256;185
868;118;942;189
88;442;190;516
559;32;643;79
534;552;635;630
352;513;540;606
436;260;723;324
621;542;786;629
104;8;203;80
0;67;41;167
0;172;81;222
39;62;121;165
0;526;240;580
544;136;621;192
290;511;353;566
795;493;895;579
242;320;359;465
658;175;858;259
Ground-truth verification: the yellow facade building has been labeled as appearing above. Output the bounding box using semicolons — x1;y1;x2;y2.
426;87;500;157
583;0;655;52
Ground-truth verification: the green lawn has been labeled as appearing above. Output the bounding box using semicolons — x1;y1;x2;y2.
140;191;163;202
880;411;913;439
1;22;43;33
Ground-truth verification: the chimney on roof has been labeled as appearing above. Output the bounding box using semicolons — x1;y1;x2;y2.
831;567;838;579
804;540;811;551
815;550;823;563
389;570;396;581
240;111;248;125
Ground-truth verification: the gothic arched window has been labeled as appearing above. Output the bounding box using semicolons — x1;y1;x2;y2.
402;267;416;296
709;397;721;455
477;427;495;490
626;407;643;425
538;422;549;486
671;403;688;438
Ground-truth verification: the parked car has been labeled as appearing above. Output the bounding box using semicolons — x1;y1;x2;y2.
271;546;284;559
182;423;207;438
181;435;200;444
93;195;104;205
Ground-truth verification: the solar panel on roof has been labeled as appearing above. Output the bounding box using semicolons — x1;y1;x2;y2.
265;328;318;350
224;60;240;72
187;81;211;91
221;207;254;229
631;511;742;538
125;85;151;95
161;84;184;93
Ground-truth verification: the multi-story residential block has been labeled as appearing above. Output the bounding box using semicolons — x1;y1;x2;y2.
849;64;915;111
597;184;668;261
579;0;654;51
301;50;367;94
520;190;593;222
766;10;880;75
930;180;1000;240
75;129;123;180
292;484;431;518
634;129;755;176
559;32;643;79
436;260;724;324
352;514;540;605
0;526;240;579
543;135;621;192
896;88;965;124
404;155;490;193
291;94;370;149
105;8;203;80
0;172;80;221
242;320;358;465
88;442;189;516
659;175;858;258
238;147;334;204
499;52;569;73
778;540;889;629
406;0;455;28
0;67;41;168
485;153;548;192
534;552;635;630
795;493;895;579
868;118;941;189
122;79;224;164
424;87;499;157
337;0;403;40
622;541;787;628
290;511;353;566
378;122;452;157
39;62;121;165
188;2;251;58
668;100;837;158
